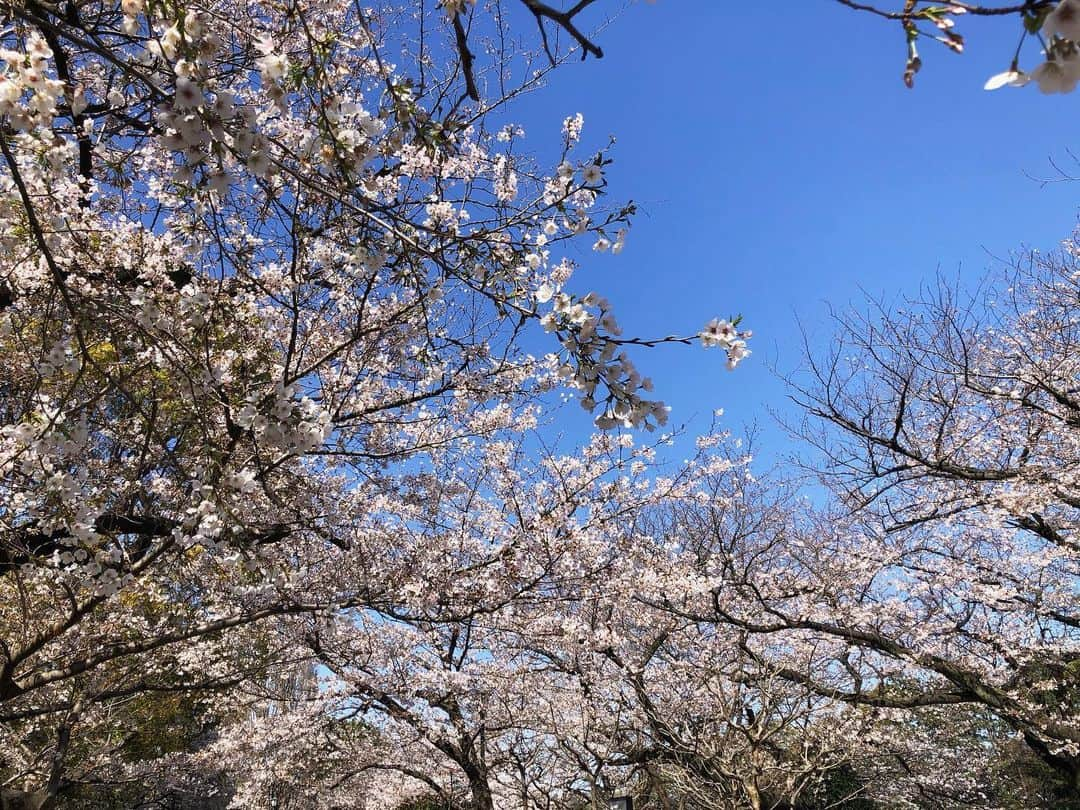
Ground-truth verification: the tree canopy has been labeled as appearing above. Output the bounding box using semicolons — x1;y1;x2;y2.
0;1;1076;808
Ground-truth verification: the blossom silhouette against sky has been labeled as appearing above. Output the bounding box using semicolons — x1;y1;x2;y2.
510;2;1080;450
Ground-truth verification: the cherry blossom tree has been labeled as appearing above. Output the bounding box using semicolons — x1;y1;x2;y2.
0;0;756;804
646;247;1080;801
7;0;1078;807
193;428;864;810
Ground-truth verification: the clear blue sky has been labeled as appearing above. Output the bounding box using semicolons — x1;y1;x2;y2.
504;2;1079;456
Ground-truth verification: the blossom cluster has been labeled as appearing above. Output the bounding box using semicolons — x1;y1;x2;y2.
699;317;753;370
985;0;1080;93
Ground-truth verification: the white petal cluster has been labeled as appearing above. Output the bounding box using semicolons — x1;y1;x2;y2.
699;318;753;370
985;1;1080;94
